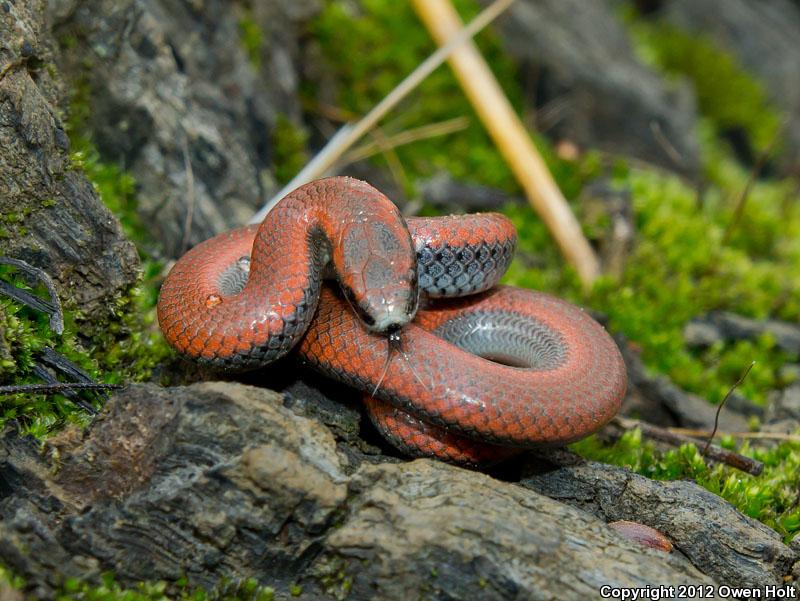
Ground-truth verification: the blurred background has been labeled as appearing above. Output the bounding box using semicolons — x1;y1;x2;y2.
3;0;800;566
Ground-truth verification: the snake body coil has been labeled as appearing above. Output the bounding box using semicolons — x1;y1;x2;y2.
158;177;626;464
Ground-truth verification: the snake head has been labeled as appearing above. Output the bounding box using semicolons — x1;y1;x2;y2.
339;264;419;333
332;211;420;333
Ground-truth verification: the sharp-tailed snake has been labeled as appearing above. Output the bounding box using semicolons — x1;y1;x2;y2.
157;177;626;464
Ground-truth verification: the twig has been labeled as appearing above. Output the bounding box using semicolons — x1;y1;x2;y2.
248;0;517;224
0;257;64;334
30;364;96;414
369;127;412;193
701;361;755;456
341;117;470;165
36;346;114;412
669;429;800;443
612;416;764;476
1;260;120;413
721;120;787;246
412;0;601;289
649;120;685;168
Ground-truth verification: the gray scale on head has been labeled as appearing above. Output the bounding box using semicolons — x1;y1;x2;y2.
433;310;567;371
371;220;402;253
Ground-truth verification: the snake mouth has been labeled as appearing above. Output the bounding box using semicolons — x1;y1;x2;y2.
386;323;403;350
338;282;417;334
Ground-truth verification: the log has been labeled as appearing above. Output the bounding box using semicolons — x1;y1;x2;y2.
0;1;139;324
0;382;744;600
522;453;795;588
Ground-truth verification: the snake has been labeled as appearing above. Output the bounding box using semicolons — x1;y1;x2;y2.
157;177;627;465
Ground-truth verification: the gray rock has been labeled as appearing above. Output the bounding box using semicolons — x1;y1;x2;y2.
764;383;800;435
684;311;800;355
51;0;319;258
580;181;635;278
489;0;700;175
0;0;139;323
0;382;756;599
661;0;800;167
418;172;523;211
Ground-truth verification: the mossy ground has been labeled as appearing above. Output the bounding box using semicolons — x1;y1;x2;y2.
3;0;800;596
0;138;171;439
0;566;277;601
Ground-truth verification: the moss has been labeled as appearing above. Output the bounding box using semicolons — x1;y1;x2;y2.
238;7;264;69
0;567;276;601
624;15;782;154
504;132;800;537
310;556;355;600
272;115;309;185
0;269;101;436
504;141;800;405
64;60;172;370
1;0;797;586
0;263;170;437
308;4;800;536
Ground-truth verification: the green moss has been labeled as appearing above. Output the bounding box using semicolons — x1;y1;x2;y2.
68;138;143;247
0;568;276;601
65;66;172;370
503;132;800;535
625;16;782;153
1;0;796;587
272;115;310;185
0;269;100;436
505;143;800;405
238;8;264;69
310;556;356;599
307;1;800;537
308;6;800;536
0;263;170;437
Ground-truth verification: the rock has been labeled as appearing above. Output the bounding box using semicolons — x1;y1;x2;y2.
764;383;800;435
780;364;800;384
0;0;139;323
0;382;745;599
489;0;700;175
51;0;320;259
684;311;800;356
580;181;635;278
316;460;720;600
521;455;796;588
660;0;800;168
417;172;523;211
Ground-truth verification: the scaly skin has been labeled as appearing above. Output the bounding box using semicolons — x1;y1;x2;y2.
157;176;627;463
157;177;418;370
303;286;626;464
